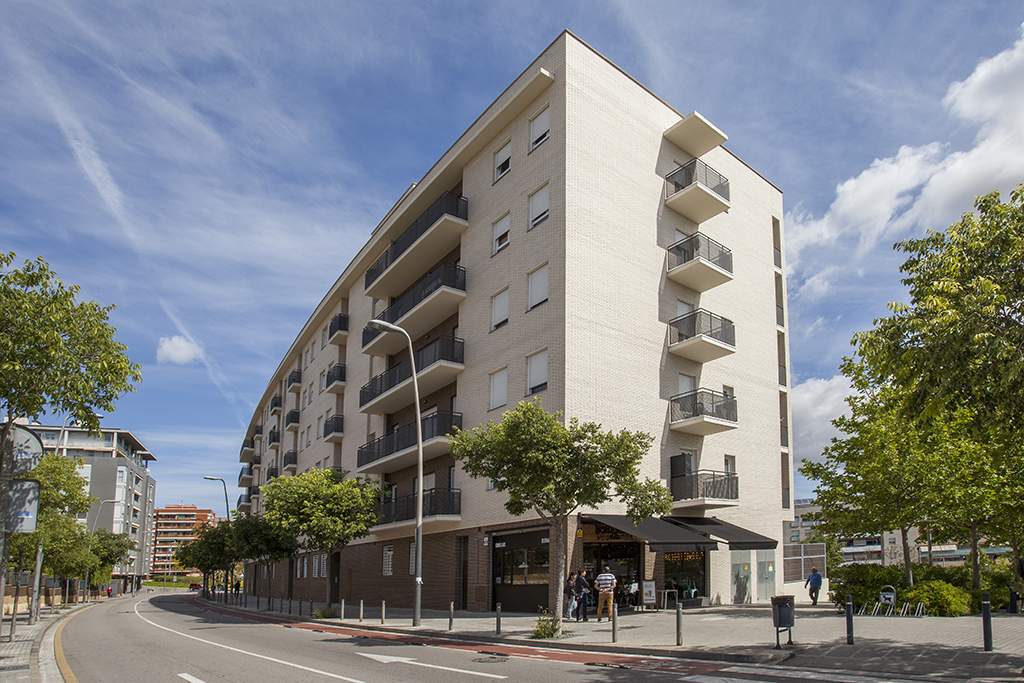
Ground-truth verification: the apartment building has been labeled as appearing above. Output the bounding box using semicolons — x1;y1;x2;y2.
151;504;217;578
239;30;793;612
37;424;157;587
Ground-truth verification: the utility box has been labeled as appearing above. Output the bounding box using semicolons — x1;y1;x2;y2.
772;595;795;628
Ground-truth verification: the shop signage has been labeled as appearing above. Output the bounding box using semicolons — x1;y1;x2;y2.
642;580;656;606
664;551;704;562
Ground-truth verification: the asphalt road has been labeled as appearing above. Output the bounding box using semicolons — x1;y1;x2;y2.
57;591;935;683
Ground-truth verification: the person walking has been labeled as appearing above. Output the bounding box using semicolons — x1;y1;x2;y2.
595;566;617;622
804;566;823;605
563;571;577;620
574;569;591;622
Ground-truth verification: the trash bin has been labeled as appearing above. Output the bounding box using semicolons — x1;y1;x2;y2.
772;595;795;628
1010;590;1020;614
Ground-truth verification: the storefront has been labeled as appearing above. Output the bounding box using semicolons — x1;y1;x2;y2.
491;528;549;612
663;550;707;605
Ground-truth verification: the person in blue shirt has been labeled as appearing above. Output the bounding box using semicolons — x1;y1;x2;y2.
804;567;823;605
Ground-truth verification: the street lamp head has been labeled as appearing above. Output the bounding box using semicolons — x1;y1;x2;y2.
367;319;402;334
203;476;222;482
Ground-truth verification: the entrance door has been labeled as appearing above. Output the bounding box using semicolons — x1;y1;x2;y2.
492;529;550;612
329;551;341;604
664;551;707;604
583;543;643;609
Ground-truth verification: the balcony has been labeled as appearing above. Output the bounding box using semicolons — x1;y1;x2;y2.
666;233;733;291
249;484;260;500
266;465;280;480
669;389;738;435
364;192;470;299
374;488;461;529
237;464;253;487
362;263;467;356
671;470;740;510
236;493;251;514
239;438;255;463
668;309;736;362
663;111;727;158
360;337;465;414
287;370;302;393
267;429;281;451
269;395;282;416
251;452;262;467
285;409;300;432
252;424;263;441
357;412;462;475
323;415;344;443
665;159;730;223
328;313;349;345
283;450;298;473
326;364;346;394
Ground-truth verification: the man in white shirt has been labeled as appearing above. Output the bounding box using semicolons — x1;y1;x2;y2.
594;566;617;622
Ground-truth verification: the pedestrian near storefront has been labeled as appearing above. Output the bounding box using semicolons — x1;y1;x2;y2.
563;571;578;620
804;566;823;605
574;569;591;622
595;566;617;622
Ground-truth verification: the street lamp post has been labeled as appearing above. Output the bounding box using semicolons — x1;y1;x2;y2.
203;476;231;603
84;499;117;602
367;319;424;626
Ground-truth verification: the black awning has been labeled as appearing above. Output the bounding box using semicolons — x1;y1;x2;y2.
668;517;778;550
584;514;718;551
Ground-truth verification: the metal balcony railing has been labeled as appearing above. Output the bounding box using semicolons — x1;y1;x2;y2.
240;438;254;453
266;466;280;479
376;488;461;525
667;233;733;273
669;389;738;423
358;412;462;468
269;395;282;412
323;415;344;438
362;263;467;347
252;424;263;436
360;337;465;406
329;313;349;338
251;452;261;466
238;464;252;482
364;192;469;289
283;450;298;469
671;470;739;501
327;364;346;386
666;158;730;201
237;493;250;508
268;429;280;446
248;484;260;498
669;309;735;346
285;409;300;428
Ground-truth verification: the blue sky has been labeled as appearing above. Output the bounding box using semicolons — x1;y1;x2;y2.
3;2;1023;514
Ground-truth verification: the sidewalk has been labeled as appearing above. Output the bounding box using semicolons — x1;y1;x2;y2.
0;601;93;682
207;595;1024;678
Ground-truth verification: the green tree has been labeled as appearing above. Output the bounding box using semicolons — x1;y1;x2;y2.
32;453;93;516
262;468;379;602
0;251;141;447
449;398;672;633
230;514;296;608
856;186;1024;587
89;529;135;585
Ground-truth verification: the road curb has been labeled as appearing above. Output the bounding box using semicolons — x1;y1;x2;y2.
196;597;793;665
29;602;96;683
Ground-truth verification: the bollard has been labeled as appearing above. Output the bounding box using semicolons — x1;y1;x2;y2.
381;600;386;625
845;594;854;645
340;598;345;621
496;602;502;635
612;603;618;643
675;602;683;646
359;599;364;623
449;601;455;631
982;592;993;652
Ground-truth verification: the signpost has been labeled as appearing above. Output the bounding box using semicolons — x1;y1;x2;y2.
0;424;43;639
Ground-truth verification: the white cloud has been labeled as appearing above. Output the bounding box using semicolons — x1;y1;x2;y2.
156;335;202;365
795;267;838;302
791;374;852;467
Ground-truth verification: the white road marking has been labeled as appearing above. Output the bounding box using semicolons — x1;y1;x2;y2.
177;675;208;683
132;599;366;683
356;652;507;679
722;665;923;683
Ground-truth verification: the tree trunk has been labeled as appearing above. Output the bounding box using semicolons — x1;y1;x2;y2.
266;561;273;610
548;516;565;634
970;522;981;591
900;526;914;587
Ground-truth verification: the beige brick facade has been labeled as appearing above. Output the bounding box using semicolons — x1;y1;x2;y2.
240;31;793;612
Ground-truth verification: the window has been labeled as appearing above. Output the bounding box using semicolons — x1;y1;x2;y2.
489;368;508;410
409;542;416;575
527;264;549;310
321;326;328;349
296;558;301;578
382;545;394;576
312;555;320;578
724;455;736;474
490;288;509;330
301;390;306;407
781;453;791;509
492;214;510;255
308;382;314;404
529;106;550;151
526;350;548;395
321;553;328;577
306;426;311;448
494;141;511;181
316;416;322;441
528;184;549;229
319;370;326;392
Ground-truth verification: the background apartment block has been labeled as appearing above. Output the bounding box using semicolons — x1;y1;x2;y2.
151;504;216;578
240;31;796;611
37;424;157;588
